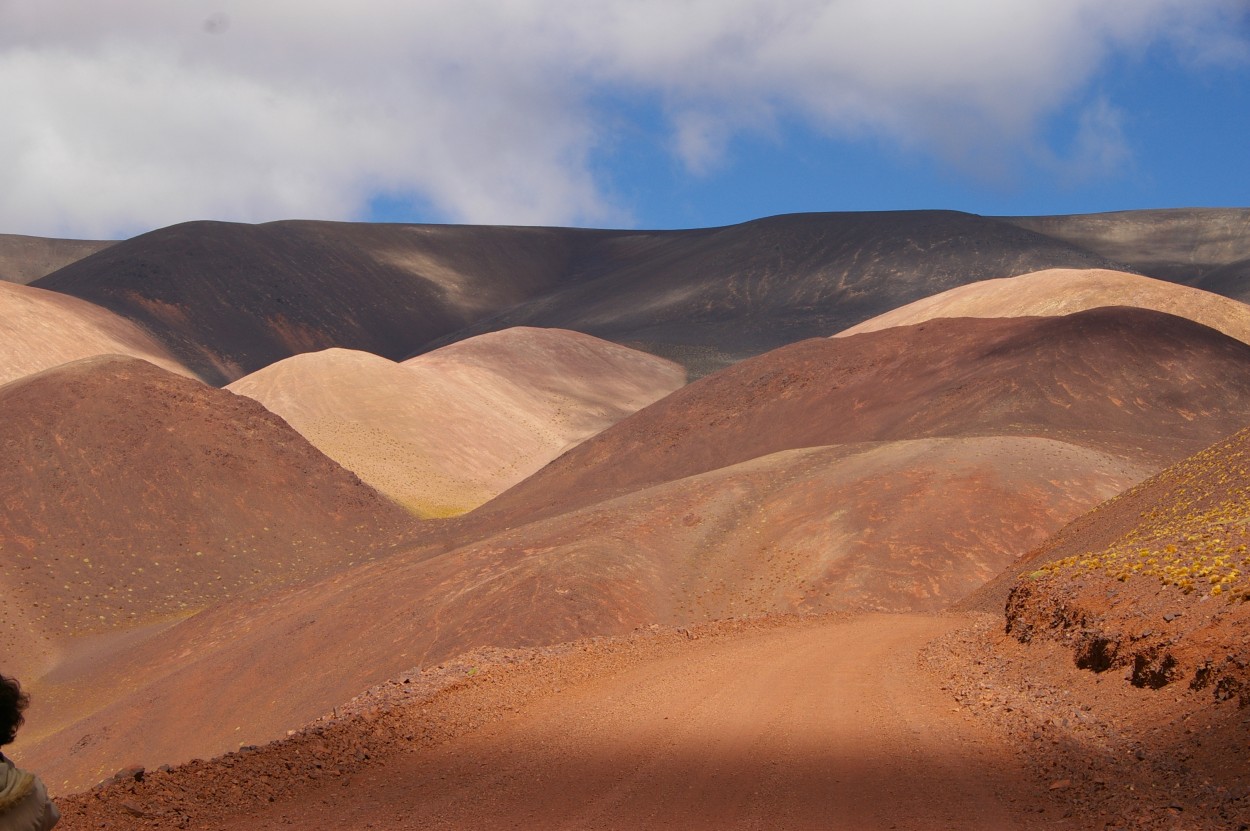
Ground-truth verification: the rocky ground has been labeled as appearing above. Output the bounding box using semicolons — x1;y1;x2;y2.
927;613;1250;830
44;609;1245;831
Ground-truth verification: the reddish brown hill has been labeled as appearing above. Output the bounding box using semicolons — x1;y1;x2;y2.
0;356;415;681
0;234;112;285
14;434;1151;794
474;307;1250;528
947;426;1250;825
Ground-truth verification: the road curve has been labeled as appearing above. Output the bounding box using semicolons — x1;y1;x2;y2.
212;614;1068;830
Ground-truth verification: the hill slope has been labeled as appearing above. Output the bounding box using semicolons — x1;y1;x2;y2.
998;425;1250;707
834;268;1250;345
34;221;591;383
421;210;1124;375
0;234;112;285
228;330;685;516
23;306;1250;790
475;307;1250;529
34;211;1120;381
0;356;415;681
0;281;195;386
1000;208;1250;288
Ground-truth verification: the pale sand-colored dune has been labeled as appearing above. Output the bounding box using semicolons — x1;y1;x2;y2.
0;281;195;386
228;328;686;517
834;268;1250;344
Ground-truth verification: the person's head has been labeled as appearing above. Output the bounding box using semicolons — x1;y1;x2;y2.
0;674;29;747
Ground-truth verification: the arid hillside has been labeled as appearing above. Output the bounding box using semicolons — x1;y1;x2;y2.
228;329;685;516
21;305;1250;794
834;267;1250;345
8;208;1250;829
34;211;1120;382
1003;424;1250;705
0;356;415;682
474;308;1250;529
1001;208;1250;288
0;234;112;285
33;220;591;383
421;210;1125;375
0;281;196;386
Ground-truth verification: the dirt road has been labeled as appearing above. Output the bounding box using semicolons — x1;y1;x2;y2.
199;614;1067;830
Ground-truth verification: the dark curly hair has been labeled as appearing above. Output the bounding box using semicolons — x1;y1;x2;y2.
1;673;29;746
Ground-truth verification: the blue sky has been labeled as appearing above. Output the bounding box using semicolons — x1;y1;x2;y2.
2;1;1247;238
604;59;1250;229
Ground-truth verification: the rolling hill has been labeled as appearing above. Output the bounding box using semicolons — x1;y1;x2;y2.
1000;208;1250;290
0;234;112;285
34;211;1122;382
834;267;1250;345
0;281;196;387
21;306;1250;792
227;329;685;516
0;356;415;683
473;307;1250;529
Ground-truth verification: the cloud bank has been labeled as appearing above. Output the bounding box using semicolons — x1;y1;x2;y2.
0;0;1245;237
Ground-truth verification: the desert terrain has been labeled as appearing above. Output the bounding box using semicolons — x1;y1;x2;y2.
2;208;1250;829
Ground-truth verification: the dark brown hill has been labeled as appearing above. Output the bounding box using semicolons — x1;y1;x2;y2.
34;220;591;384
0;234;113;285
0;356;415;679
1001;208;1250;291
1190;255;1250;302
419;210;1123;376
472;307;1250;529
35;211;1119;382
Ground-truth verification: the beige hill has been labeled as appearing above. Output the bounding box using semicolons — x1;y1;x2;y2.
227;328;685;517
0;282;195;386
834;268;1250;342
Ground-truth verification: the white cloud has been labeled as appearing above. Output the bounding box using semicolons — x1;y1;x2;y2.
0;0;1244;237
1053;97;1132;187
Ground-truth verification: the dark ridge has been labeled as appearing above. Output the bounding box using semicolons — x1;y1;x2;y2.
34;220;600;384
415;210;1125;376
0;233;114;285
35;211;1120;383
1191;256;1250;302
999;208;1250;289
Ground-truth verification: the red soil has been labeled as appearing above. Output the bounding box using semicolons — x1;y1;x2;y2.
0;355;415;682
475;307;1250;528
52;614;1085;831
